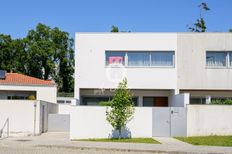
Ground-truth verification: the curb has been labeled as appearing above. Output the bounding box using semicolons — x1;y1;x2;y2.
36;145;222;154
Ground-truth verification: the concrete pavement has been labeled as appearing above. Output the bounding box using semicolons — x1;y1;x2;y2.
1;133;232;154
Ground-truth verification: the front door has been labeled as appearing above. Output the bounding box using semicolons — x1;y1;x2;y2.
143;97;168;107
154;97;168;107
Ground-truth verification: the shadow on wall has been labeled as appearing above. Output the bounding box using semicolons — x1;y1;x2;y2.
0;118;9;139
109;126;131;138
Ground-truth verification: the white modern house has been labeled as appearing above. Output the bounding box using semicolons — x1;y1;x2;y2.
75;33;232;107
0;72;57;103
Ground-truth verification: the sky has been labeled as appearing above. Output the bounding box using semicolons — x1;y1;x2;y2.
0;0;232;39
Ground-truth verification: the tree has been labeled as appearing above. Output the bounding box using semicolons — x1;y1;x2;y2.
0;35;29;74
229;29;232;32
106;78;134;139
188;2;210;32
11;38;28;74
0;34;14;72
111;25;119;32
0;23;74;93
25;23;74;92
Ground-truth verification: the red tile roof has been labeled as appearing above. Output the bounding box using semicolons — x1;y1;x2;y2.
0;73;55;86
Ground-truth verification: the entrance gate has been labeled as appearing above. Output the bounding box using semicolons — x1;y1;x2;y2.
152;107;187;137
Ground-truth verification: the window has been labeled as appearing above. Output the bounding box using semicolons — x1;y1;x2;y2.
190;97;206;104
106;51;125;66
66;101;71;104
143;97;154;106
128;52;150;66
206;52;226;67
105;51;175;67
229;52;232;66
151;51;174;66
57;100;65;104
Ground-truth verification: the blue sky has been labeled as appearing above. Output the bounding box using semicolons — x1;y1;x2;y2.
0;0;232;39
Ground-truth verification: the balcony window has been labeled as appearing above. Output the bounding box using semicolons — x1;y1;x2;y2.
206;52;226;67
128;52;150;66
106;51;125;66
151;51;174;66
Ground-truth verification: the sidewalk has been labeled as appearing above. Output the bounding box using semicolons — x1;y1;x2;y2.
1;133;232;154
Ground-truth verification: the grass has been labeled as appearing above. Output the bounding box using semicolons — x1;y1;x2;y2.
175;136;232;147
77;138;160;144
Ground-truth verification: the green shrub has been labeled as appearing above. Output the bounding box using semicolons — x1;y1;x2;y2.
99;101;112;106
210;99;232;105
27;95;36;100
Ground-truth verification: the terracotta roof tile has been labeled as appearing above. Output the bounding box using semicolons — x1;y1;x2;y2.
0;73;55;86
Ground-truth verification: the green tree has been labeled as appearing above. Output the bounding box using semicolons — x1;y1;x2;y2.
229;29;232;32
188;2;210;32
0;23;74;93
111;25;119;32
51;27;74;92
106;78;134;139
0;35;29;74
0;34;14;72
25;23;74;92
26;23;55;79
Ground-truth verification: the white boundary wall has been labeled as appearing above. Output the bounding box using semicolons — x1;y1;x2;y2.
187;105;232;136
58;104;72;114
0;100;35;137
0;100;58;137
70;106;152;139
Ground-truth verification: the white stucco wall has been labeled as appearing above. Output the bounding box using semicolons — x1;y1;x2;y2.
0;85;57;103
187;105;232;136
58;104;72;114
169;93;189;107
70;106;152;139
0;100;37;137
0;100;58;137
177;33;232;90
75;33;178;100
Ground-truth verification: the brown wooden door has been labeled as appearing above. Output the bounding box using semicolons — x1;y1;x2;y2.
154;97;168;107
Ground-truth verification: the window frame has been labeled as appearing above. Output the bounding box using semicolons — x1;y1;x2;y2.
105;51;126;66
205;50;228;69
206;51;232;69
127;51;150;67
105;51;175;68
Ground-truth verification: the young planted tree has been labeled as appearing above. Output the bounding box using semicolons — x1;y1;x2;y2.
106;78;134;139
188;2;210;32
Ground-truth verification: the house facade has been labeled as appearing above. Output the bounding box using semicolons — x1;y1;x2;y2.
0;72;57;103
75;33;232;106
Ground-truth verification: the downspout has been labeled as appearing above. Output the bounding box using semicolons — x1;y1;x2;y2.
33;101;37;136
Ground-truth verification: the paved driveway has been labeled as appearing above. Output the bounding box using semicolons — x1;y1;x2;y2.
1;133;232;154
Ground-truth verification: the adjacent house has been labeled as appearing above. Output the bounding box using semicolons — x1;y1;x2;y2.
0;71;57;103
75;33;232;106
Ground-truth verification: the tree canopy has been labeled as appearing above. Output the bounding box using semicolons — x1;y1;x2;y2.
0;23;74;92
